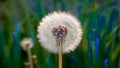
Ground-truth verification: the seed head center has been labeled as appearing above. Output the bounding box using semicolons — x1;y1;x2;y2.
52;25;68;39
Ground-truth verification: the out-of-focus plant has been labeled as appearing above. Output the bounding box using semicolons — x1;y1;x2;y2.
21;38;34;68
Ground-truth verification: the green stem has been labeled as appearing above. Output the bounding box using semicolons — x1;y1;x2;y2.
57;38;63;68
59;51;62;68
27;48;33;68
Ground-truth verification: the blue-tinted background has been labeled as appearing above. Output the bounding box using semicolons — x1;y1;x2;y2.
0;0;119;68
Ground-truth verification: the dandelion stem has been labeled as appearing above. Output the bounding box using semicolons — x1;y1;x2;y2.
59;51;62;68
27;48;33;68
58;38;63;68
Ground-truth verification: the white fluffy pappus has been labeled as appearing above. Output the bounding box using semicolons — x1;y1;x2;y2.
37;11;83;54
20;38;34;50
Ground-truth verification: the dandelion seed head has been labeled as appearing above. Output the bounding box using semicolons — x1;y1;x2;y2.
37;11;83;54
20;38;33;50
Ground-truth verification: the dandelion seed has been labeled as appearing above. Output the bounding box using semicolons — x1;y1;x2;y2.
20;38;33;50
37;11;83;54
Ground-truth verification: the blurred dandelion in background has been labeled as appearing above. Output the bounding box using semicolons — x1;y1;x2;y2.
21;38;33;50
21;38;34;68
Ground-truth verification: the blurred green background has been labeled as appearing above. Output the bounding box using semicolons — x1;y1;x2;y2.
0;0;120;68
